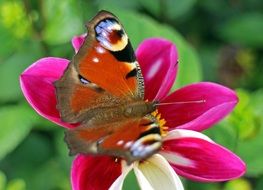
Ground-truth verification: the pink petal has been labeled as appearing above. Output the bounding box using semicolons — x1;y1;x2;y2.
159;82;238;131
71;34;86;53
20;57;74;128
161;130;246;182
136;38;178;101
71;155;122;190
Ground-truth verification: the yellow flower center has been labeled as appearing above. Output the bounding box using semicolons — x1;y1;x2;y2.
151;109;168;137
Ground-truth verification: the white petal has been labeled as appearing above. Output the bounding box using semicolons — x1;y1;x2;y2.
164;129;213;142
109;161;133;190
134;167;155;190
134;154;184;190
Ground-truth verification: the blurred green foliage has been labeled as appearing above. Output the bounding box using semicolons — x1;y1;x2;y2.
0;0;262;189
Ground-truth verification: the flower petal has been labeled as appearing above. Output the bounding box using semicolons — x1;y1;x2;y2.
20;57;74;128
71;155;123;190
71;34;86;53
159;82;238;131
161;129;246;182
134;154;184;190
136;38;178;101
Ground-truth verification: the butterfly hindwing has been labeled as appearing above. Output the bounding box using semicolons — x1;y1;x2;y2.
65;115;162;163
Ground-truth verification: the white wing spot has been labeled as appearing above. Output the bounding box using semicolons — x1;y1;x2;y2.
124;141;133;149
92;57;99;63
95;46;105;54
117;140;124;146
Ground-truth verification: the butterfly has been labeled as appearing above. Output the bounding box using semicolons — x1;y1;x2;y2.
55;10;162;163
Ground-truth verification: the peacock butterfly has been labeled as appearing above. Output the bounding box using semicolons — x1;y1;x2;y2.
54;10;162;163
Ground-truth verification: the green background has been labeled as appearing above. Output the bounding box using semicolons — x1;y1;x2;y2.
0;0;263;189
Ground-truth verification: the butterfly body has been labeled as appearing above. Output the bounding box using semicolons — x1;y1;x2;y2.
55;10;162;163
75;100;157;126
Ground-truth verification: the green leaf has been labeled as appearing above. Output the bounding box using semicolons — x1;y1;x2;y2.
0;131;68;189
198;45;219;81
0;25;17;58
137;0;160;17
6;179;26;190
186;180;220;190
174;43;202;88
165;0;197;20
250;89;263;119
224;179;252;190
27;160;70;190
0;104;37;160
218;13;263;47
198;0;235;16
226;89;259;140
204;122;237;152
236;123;263;177
0;1;33;58
0;42;43;103
0;171;6;190
43;0;84;45
6;132;53;171
0;1;31;39
54;130;72;171
255;177;263;190
233;90;263;176
96;0;140;10
138;0;197;20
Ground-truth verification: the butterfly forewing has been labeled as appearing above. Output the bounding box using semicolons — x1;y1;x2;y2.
55;10;144;123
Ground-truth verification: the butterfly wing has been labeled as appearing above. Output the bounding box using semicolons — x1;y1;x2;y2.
65;115;162;163
55;10;144;123
55;10;162;162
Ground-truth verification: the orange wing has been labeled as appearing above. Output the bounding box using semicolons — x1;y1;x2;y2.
55;10;144;123
65;115;162;163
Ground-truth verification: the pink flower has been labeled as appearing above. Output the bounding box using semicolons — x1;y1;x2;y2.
20;36;246;190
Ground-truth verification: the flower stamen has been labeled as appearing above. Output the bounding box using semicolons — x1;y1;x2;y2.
151;110;168;137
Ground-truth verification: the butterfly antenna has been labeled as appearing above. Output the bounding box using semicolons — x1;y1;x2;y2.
156;99;206;106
